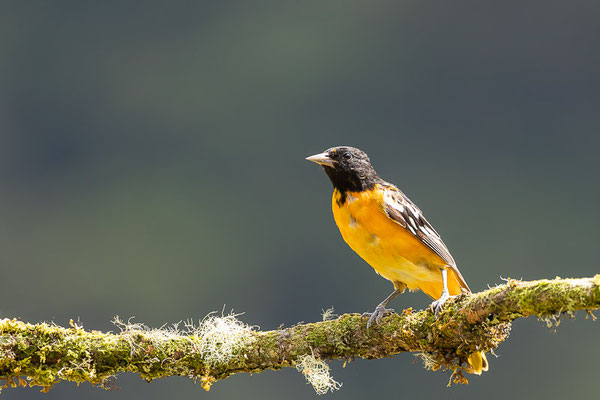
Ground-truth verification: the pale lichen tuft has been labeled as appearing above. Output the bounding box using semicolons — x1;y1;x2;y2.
112;316;183;356
296;354;341;395
321;307;337;321
415;352;438;371
191;312;256;367
112;312;256;369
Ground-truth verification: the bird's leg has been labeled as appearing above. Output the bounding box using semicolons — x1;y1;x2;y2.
362;289;402;329
430;268;455;316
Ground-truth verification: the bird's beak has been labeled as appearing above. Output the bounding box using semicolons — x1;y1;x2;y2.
306;152;336;168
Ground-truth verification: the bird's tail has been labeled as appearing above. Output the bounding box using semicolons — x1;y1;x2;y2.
468;351;489;375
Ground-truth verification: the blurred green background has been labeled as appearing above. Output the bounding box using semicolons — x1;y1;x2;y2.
1;1;599;399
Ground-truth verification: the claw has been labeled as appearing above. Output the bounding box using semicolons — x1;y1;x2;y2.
362;288;403;330
363;305;395;329
430;268;457;316
430;292;455;316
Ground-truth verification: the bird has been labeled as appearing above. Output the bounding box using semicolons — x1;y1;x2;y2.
306;145;488;374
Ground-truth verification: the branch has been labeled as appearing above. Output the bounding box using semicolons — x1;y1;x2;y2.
1;275;598;393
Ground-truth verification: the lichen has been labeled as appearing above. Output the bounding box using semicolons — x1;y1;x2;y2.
192;312;256;368
0;276;598;394
296;354;341;395
321;307;337;321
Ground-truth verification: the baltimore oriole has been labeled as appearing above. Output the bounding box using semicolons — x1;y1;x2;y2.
307;146;488;374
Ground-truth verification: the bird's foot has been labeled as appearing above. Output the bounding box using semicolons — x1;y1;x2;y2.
430;291;455;316
362;305;395;329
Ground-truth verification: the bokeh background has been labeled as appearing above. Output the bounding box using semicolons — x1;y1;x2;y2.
1;1;599;399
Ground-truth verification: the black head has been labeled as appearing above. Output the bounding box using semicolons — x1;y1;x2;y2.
306;146;380;194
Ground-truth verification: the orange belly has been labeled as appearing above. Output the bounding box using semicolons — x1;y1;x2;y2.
331;188;463;298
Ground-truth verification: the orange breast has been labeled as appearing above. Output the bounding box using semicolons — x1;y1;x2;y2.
331;187;462;298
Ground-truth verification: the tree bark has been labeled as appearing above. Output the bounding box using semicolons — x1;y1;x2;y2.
1;275;598;392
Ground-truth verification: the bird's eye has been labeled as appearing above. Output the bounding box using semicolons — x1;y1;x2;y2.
343;152;352;160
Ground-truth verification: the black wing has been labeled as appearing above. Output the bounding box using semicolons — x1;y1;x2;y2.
380;183;470;291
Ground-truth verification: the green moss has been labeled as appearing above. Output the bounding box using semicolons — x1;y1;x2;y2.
305;325;328;348
1;275;598;392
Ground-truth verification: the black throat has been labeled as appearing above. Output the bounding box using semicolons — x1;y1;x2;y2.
323;166;379;205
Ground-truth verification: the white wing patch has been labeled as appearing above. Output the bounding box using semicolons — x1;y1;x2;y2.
381;184;456;268
382;190;406;227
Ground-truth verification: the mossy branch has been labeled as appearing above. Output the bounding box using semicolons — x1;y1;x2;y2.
1;275;599;392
